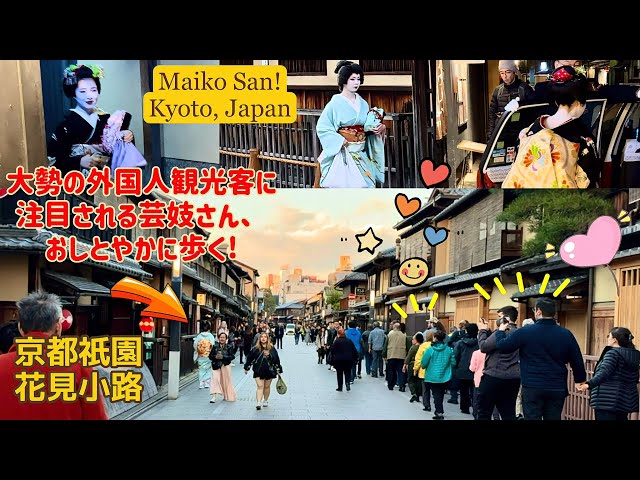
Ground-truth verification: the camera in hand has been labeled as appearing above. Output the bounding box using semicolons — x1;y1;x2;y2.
496;316;511;327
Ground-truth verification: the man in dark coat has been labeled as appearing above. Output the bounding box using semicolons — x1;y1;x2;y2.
487;60;534;141
490;297;587;420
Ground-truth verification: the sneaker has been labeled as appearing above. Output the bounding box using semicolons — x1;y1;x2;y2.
256;404;261;410
199;383;205;389
423;405;431;412
210;396;216;403
346;384;351;391
336;388;342;392
262;400;269;408
432;413;444;420
357;375;362;379
410;395;418;403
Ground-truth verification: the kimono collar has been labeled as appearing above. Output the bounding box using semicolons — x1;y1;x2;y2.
340;93;361;115
71;107;99;129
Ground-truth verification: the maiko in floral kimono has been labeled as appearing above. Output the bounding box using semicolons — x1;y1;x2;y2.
317;94;385;188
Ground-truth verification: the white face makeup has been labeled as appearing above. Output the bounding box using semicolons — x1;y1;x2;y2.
344;73;361;94
569;101;587;119
75;78;99;113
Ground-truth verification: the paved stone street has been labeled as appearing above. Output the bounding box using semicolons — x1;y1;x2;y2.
135;335;473;420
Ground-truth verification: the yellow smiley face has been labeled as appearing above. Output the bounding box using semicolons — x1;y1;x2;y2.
399;257;429;287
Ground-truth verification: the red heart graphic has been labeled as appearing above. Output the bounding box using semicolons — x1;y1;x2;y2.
0;188;7;198
395;193;421;218
420;159;451;187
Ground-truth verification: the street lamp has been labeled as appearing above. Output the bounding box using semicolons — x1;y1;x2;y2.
168;246;183;400
369;289;375;325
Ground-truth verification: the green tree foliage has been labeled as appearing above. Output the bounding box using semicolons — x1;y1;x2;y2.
497;190;616;257
262;288;276;316
325;288;343;310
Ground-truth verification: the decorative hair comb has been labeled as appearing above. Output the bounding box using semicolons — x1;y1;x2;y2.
551;66;575;83
63;64;105;85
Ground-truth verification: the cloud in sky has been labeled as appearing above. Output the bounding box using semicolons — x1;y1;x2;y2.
182;188;430;287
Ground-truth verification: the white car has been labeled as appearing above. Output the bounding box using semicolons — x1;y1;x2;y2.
285;323;296;335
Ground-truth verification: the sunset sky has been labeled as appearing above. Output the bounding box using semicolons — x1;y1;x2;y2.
182;188;432;287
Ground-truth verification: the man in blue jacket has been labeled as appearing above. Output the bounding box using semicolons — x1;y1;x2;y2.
486;297;587;420
345;320;363;384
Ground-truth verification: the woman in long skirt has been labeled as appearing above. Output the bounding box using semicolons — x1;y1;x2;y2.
209;332;237;403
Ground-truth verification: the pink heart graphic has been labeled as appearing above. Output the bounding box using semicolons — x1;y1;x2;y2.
559;216;621;267
420;159;451;187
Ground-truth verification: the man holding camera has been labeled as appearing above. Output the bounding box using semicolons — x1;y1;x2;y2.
476;306;521;420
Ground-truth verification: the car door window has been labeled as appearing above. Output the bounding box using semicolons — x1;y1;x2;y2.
616;103;640;186
482;103;550;184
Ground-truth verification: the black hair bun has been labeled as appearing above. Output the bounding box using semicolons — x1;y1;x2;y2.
335;60;353;74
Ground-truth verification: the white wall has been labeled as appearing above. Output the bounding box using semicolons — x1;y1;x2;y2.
78;60;145;155
158;60;220;163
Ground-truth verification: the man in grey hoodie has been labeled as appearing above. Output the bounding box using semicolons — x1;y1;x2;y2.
476;306;521;420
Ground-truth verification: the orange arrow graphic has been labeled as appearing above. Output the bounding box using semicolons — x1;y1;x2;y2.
111;277;187;323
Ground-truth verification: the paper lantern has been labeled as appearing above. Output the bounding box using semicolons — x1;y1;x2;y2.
61;309;73;331
139;316;154;333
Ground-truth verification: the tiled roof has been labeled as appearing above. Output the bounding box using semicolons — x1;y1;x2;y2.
43;271;112;297
198;282;225;298
448;286;480;296
0;227;46;251
181;293;198;305
425;272;455;287
511;274;589;300
335;272;367;286
353;247;397;272
621;223;640;236
432;189;488;222
614;246;640;261
500;255;545;272
275;300;305;310
430;268;502;289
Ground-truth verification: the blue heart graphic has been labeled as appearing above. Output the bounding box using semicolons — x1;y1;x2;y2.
424;226;448;247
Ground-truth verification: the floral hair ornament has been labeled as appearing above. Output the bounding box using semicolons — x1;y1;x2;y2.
63;64;106;85
551;65;576;83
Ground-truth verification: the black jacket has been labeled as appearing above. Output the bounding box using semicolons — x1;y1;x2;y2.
454;337;479;381
330;337;359;364
244;346;282;378
588;346;640;413
208;343;235;370
494;318;586;392
478;326;520;380
488;79;534;140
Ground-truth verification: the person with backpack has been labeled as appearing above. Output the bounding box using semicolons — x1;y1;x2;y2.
487;60;534;141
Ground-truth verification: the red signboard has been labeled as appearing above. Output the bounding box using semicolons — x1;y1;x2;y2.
348;293;356;299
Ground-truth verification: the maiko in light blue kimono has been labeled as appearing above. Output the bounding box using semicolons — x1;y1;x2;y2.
317;94;385;188
193;331;217;388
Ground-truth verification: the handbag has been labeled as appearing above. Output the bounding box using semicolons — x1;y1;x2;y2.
276;374;287;395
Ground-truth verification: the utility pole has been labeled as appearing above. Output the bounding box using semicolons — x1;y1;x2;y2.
168;248;183;400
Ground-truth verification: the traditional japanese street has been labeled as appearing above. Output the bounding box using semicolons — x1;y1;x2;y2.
131;334;471;421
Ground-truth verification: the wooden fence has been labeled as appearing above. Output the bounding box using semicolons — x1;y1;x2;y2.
563;354;640;420
219;109;416;188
